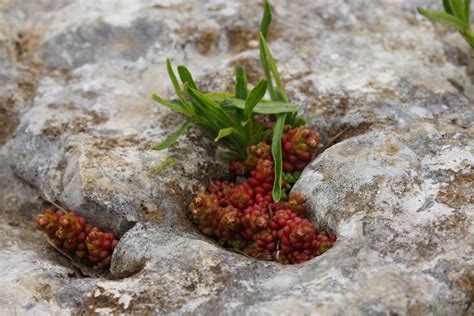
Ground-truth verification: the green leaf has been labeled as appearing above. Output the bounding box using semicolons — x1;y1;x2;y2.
177;65;198;90
167;59;183;98
185;87;247;150
259;0;276;101
235;65;248;100
154;119;193;150
291;116;306;127
204;92;234;99
449;0;467;23
259;42;276;100
167;60;195;115
464;0;471;27
214;127;235;141
243;79;268;120
187;87;239;129
221;151;241;160
443;0;454;15
260;0;272;39
209;96;299;114
151;93;189;116
259;33;287;102
271;114;286;202
417;7;466;31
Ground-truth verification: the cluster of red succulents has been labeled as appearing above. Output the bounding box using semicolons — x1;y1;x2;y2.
36;209;118;269
190;126;336;264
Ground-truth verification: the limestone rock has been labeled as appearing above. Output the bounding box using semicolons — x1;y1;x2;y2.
0;0;473;314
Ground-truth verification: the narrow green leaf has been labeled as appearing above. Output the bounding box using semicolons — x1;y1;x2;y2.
259;33;287;102
443;0;454;14
461;30;474;47
186;87;240;129
177;65;198;90
209;96;299;114
271;114;286;202
291;116;306;127
259;0;276;101
449;0;467;23
167;59;183;98
214;127;235;141
235;65;248;99
205;92;234;99
417;7;466;31
259;38;277;100
167;59;195;115
185;87;247;149
154;119;193;150
244;79;268;120
260;0;272;39
151;93;189;116
221;151;241;160
464;0;471;27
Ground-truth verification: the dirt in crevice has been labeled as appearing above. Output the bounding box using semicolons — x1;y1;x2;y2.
226;26;258;54
41;110;108;139
317;121;374;155
0;96;18;144
196;27;219;55
12;30;42;64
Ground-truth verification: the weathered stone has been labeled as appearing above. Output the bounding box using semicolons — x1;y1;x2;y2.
0;0;473;314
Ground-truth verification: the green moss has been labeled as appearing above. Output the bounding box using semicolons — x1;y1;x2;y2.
151;156;176;174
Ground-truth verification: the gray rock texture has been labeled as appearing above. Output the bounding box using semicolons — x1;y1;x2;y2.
0;0;473;315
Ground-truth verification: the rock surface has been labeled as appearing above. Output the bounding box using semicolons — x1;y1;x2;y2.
0;0;473;314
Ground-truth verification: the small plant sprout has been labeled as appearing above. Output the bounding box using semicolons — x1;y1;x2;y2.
418;0;474;101
418;0;473;48
152;0;306;202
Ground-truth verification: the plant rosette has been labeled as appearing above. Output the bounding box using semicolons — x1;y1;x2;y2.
35;208;118;269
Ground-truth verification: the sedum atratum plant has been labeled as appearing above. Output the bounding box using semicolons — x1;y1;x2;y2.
153;0;336;264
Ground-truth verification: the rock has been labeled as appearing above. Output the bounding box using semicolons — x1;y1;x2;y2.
0;0;473;314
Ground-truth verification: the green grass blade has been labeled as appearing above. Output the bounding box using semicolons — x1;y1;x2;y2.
187;87;240;129
449;0;467;23
151;93;189;116
205;92;234;99
208;96;299;114
259;0;276;101
464;0;471;27
271;114;286;202
154;119;193;150
186;87;248;149
167;59;196;115
178;65;198;90
166;59;183;97
443;0;454;14
244;79;268;120
235;65;248;99
221;151;242;160
417;7;466;31
214;127;235;141
259;33;287;102
260;0;272;39
259;36;277;101
234;65;247;123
